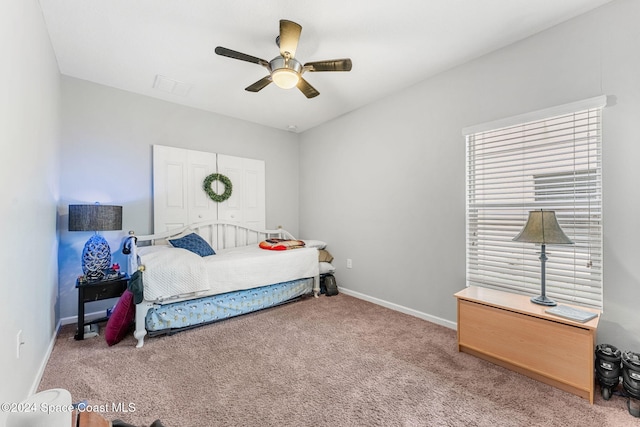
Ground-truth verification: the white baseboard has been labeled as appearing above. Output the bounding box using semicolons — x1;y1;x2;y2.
59;314;77;326
59;310;107;326
338;287;457;330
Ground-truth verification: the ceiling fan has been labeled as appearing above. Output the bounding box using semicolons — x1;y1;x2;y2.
215;19;352;99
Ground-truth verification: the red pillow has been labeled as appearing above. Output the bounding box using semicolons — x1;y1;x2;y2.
259;239;305;250
105;290;135;346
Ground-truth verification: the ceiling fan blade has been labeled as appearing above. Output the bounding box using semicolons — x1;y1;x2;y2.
297;77;320;98
303;58;353;72
279;20;302;59
215;46;269;68
245;76;272;93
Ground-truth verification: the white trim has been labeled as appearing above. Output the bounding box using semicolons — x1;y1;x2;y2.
338;287;457;330
59;310;106;326
462;95;607;135
30;320;62;395
59;315;76;326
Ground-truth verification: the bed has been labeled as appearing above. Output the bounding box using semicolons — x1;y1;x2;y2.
124;221;320;348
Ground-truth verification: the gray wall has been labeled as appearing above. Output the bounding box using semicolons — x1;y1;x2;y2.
58;77;301;319
0;0;61;421
299;0;640;350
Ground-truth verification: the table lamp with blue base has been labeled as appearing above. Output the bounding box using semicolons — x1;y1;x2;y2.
69;203;122;281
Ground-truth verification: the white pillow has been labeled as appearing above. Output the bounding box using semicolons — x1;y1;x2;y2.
302;239;327;249
319;262;335;275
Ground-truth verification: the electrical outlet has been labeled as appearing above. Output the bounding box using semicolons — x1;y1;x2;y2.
16;330;23;359
346;258;353;269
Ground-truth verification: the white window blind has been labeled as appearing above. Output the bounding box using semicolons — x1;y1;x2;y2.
464;97;605;309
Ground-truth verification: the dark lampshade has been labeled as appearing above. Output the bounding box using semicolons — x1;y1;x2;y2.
69;204;122;280
513;209;573;306
69;204;122;232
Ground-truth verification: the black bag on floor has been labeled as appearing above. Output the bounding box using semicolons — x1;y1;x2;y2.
323;274;338;296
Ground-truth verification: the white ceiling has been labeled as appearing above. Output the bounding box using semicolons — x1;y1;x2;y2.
38;0;612;133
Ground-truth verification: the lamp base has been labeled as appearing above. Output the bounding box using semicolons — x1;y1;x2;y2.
531;295;557;306
82;234;112;281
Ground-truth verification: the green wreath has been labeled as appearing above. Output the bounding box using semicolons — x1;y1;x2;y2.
203;173;233;202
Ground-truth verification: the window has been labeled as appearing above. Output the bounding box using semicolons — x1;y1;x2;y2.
464;96;606;309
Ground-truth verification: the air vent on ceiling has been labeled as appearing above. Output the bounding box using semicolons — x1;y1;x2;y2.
153;75;192;96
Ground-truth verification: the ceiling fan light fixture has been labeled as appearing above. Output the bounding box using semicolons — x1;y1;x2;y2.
272;68;300;89
269;56;302;89
215;20;352;98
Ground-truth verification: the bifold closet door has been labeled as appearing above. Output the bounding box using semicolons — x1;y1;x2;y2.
153;145;217;233
217;154;265;244
153;146;265;245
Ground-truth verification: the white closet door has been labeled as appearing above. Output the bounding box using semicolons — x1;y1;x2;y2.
153;147;265;243
153;145;188;233
153;145;217;233
187;149;217;225
217;154;265;243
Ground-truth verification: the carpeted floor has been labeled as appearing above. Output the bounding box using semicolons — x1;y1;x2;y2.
39;294;638;426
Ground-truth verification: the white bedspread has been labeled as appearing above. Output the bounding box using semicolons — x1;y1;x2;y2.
138;245;319;302
205;245;319;295
138;246;210;301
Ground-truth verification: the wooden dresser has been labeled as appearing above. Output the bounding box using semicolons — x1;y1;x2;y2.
455;286;600;403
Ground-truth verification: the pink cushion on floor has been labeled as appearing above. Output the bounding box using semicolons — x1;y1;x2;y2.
105;289;135;346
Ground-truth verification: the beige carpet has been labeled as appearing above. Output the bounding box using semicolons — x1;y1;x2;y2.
39;294;636;426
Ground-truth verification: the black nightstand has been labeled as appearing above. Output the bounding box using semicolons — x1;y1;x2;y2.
75;274;129;340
